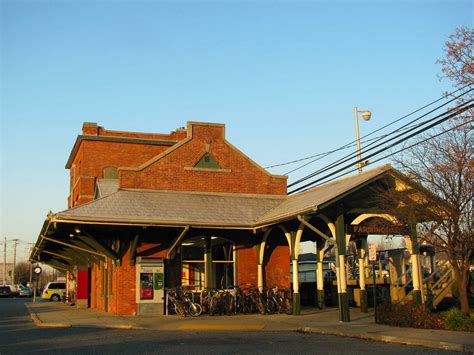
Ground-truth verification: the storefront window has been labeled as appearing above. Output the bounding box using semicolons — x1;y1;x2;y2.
212;239;234;289
181;262;205;290
181;236;235;290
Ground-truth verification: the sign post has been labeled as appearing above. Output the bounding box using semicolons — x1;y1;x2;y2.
33;265;42;303
368;244;377;322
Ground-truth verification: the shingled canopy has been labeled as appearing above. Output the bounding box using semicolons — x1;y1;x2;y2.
31;164;411;267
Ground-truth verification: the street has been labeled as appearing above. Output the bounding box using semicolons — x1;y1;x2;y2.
0;298;459;354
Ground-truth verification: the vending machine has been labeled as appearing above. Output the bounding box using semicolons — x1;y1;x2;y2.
136;257;165;315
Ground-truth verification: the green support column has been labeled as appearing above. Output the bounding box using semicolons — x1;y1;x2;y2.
336;206;350;322
204;236;213;289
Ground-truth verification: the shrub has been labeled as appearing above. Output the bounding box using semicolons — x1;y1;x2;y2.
376;302;444;329
444;308;473;331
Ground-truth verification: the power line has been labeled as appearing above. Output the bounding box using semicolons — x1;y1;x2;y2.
289;101;472;192
288;90;472;188
301;118;473;191
265;83;472;172
288;101;472;194
289;89;472;186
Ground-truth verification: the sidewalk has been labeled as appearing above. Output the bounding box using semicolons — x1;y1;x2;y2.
25;302;474;353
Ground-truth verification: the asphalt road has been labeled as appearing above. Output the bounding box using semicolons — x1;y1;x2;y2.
0;298;459;354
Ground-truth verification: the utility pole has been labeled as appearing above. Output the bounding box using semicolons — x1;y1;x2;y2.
29;244;34;286
12;239;19;286
3;237;6;285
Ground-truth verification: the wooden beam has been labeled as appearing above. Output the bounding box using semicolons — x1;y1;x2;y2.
166;226;190;260
47;259;73;272
130;233;140;266
42;250;73;261
78;233;119;261
61;248;91;267
41;236;105;258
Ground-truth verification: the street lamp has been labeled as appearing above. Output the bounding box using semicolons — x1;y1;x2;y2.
354;107;372;172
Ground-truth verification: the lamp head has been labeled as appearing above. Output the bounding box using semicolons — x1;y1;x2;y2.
361;110;372;121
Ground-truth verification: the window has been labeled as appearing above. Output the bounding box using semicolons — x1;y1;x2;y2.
181;238;205;290
194;153;221;169
180;236;235;290
212;239;234;289
103;166;119;179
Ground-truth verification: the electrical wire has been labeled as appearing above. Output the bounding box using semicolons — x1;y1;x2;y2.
288;90;472;188
299;118;473;192
288;101;472;194
264;83;472;172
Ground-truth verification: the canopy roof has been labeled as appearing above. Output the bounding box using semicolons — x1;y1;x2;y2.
33;164;424;269
48;164;395;229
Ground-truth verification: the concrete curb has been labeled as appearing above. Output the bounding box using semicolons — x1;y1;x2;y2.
296;327;467;353
72;324;146;330
24;303;72;328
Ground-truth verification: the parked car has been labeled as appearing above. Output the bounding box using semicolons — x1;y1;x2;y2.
0;285;12;297
19;285;33;297
6;284;20;296
41;282;66;301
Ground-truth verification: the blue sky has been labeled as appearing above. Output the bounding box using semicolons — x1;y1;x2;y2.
1;0;472;260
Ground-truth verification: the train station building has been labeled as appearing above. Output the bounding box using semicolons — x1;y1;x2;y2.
30;121;431;321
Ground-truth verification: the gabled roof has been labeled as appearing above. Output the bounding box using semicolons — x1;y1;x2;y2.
56;189;285;228
50;165;396;229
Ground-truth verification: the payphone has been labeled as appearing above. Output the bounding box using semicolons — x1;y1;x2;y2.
136;257;165;315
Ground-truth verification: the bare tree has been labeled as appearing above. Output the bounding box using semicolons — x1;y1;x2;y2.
376;27;473;314
397;122;472;314
437;26;473;90
14;262;31;285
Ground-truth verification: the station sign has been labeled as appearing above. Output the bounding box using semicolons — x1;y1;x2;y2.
346;223;409;235
368;244;377;261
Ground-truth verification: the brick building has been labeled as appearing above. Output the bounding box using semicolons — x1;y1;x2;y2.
31;121;431;321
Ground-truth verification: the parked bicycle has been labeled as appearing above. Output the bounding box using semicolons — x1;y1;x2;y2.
168;285;291;317
166;287;202;317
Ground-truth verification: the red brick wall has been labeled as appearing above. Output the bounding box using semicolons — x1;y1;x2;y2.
120;123;287;195
90;252;138;316
116;250;137;315
91;262;104;311
82;141;171;179
68;123;187;208
264;245;291;289
237;246;258;287
105;250;137;316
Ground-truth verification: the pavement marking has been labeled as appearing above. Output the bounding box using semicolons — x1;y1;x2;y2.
177;324;265;331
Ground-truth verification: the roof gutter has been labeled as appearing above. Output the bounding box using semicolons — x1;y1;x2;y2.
50;217;256;230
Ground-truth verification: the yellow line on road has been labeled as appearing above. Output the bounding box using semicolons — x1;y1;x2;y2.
177;324;265;331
